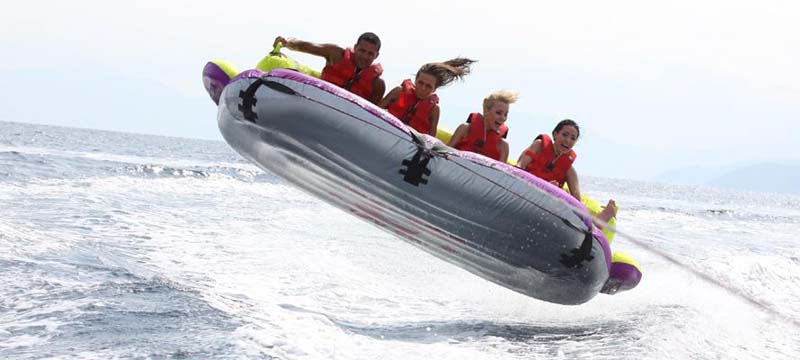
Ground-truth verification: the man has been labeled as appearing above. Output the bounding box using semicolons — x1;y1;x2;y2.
273;32;386;105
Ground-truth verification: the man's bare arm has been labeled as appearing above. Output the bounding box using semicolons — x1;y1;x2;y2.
273;36;343;66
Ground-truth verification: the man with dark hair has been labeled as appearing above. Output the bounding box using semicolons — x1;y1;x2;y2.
273;33;386;104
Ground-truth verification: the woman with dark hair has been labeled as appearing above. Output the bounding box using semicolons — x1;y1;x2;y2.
518;119;582;198
517;119;617;223
379;58;476;136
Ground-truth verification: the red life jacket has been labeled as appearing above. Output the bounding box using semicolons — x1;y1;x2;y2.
524;134;577;186
321;48;383;100
454;113;509;161
387;79;439;134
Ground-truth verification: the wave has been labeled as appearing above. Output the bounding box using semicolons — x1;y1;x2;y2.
0;244;242;359
620;203;800;224
1;148;277;183
118;163;276;183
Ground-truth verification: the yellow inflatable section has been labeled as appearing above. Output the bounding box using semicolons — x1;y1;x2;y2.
256;44;321;77
210;59;240;79
611;251;641;270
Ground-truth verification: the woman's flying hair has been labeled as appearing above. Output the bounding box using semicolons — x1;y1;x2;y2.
417;58;477;88
482;90;519;111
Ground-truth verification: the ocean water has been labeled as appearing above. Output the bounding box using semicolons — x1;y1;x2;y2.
1;120;798;359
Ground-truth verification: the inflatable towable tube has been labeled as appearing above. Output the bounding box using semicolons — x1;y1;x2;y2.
215;68;641;304
431;103;641;295
202;44;319;105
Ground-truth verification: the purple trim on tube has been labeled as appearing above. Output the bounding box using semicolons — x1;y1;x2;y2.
232;68;267;82
202;62;234;105
593;227;612;269
609;262;643;290
455;152;588;217
265;68;412;131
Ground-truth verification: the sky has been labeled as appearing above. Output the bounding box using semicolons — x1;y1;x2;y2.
2;0;798;181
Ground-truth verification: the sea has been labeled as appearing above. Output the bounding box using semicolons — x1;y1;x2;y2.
1;120;798;359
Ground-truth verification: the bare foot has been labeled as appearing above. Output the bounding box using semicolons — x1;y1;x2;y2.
596;199;617;223
592;199;618;230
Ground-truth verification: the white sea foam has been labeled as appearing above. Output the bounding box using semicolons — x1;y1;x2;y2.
2;121;798;359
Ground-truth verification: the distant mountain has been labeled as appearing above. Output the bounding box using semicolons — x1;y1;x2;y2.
655;162;800;194
653;165;731;186
706;163;800;194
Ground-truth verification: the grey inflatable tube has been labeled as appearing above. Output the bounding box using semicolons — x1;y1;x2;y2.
217;69;612;305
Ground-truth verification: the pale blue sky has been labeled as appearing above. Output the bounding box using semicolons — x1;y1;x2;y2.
2;0;798;181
